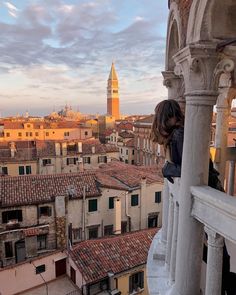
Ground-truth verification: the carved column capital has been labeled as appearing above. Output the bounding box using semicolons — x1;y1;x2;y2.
162;71;181;88
204;226;224;248
173;44;235;106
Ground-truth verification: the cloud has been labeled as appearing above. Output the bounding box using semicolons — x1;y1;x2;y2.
4;1;19;18
0;0;168;116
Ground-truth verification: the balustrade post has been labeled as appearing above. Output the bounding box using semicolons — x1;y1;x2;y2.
205;227;224;295
161;179;170;244
170;201;179;283
227;160;235;196
165;192;174;270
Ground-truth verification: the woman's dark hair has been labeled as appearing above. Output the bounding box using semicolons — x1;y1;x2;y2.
151;99;184;145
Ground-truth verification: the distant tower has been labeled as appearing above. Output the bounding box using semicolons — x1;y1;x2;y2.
107;62;120;119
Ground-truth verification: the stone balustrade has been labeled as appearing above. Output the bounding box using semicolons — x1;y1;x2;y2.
147;183;236;295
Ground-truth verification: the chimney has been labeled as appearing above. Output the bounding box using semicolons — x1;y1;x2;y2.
62;142;67;156
9;142;16;158
55;195;67;249
114;197;121;235
55;142;61;156
108;271;115;291
78;142;82;153
92;146;95;154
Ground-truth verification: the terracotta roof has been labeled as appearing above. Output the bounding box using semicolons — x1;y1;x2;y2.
134;115;154;125
0;172;101;207
96;162;163;190
125;138;135;147
82;143;119;155
69;228;158;284
119;131;134;139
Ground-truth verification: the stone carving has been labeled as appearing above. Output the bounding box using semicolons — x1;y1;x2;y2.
214;58;235;89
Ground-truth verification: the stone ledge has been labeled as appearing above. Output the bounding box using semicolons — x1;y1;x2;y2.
147;229;172;295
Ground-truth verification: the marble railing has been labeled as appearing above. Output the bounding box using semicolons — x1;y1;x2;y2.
147;182;236;295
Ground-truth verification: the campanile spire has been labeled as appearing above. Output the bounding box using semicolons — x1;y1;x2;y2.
107;63;120;119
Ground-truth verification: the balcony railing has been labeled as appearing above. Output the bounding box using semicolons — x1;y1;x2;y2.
147;159;236;295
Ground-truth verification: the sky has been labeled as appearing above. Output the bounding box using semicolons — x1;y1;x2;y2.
0;0;168;117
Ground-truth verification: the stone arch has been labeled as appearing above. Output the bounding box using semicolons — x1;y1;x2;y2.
165;2;182;71
187;0;236;44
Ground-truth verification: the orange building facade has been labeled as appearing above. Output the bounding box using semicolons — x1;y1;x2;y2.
0;120;92;142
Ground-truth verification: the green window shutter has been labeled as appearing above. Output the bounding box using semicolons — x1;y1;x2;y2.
131;194;139;206
109;197;114;209
26;166;31;175
155;192;162;203
88;199;97;212
19;166;25;175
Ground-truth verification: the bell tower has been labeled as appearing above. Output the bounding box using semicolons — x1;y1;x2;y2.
107;62;120;119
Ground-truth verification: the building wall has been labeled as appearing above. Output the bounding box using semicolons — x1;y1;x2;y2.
116;266;148;295
0;161;38;177
134;124;163;166
0;125;92;142
0;251;67;295
0;203;57;267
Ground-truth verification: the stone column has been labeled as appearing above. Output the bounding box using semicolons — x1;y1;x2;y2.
170;201;179;283
227;160;235;196
161;179;170;244
205;227;224;295
169;45;231;295
165;192;174;269
214;73;231;183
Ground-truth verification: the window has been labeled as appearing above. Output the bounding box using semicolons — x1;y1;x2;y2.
125;159;128;164
67;158;77;165
88;227;98;239
27;124;31;128
5;241;13;258
131;194;139;207
73;228;82;241
88;199;97;212
36;264;46;274
26;132;29;137
121;148;123;154
18;132;22;137
155;192;162;204
104;225;113;236
29;132;33;137
37;235;47;250
26;166;31;175
129;271;144;293
131;160;134;165
45;132;49;136
83;157;91;164
113;90;118;93
85;131;88;136
132;149;135;155
35;132;39;137
42;159;51;166
2;210;23;223
64;132;70;136
98;156;107;163
19;166;25;175
109;197;114;209
6;132;10;137
2;166;8;175
39;206;52;217
148;215;158;228
126;150;128;155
